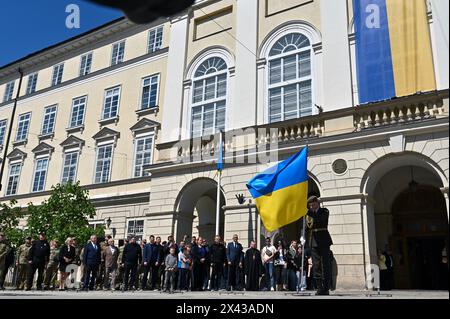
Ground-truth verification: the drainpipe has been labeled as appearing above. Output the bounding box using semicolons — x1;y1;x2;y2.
0;68;24;192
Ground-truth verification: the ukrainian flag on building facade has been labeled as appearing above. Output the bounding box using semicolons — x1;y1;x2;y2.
246;148;308;232
353;0;436;104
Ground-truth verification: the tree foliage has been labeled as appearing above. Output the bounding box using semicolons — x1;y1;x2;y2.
26;182;104;244
0;199;26;247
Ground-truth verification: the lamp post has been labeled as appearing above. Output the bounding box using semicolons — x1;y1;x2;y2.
105;217;112;238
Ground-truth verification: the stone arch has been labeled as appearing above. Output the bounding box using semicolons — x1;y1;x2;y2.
361;151;448;289
258;21;322;59
185;46;235;80
174;177;226;243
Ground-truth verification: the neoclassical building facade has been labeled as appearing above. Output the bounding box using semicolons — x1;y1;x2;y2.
0;0;448;289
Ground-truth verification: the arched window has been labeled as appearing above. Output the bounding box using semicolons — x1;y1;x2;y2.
191;57;227;138
267;33;312;123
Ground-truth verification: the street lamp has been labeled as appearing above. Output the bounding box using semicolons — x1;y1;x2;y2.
106;217;112;229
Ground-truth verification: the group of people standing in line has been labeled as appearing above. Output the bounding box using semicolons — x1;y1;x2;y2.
0;196;335;295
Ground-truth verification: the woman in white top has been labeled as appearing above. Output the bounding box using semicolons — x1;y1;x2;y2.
274;240;287;291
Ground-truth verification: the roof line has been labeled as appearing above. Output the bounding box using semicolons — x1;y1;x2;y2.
0;16;126;71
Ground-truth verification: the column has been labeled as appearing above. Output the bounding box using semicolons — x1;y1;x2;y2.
232;0;259;130
160;14;190;144
320;1;353;111
430;0;449;90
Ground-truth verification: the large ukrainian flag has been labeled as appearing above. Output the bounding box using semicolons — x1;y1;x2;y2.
246;148;308;232
353;0;436;104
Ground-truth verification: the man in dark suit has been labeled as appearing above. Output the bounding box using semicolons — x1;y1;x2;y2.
141;235;161;290
83;235;102;291
306;196;333;295
226;234;243;291
122;236;142;291
26;232;50;291
383;247;394;290
102;238;119;290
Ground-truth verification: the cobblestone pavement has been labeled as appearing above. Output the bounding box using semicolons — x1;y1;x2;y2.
0;289;448;299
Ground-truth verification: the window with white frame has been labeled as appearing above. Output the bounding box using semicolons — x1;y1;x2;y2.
111;41;125;66
15;113;31;142
26;73;38;94
6;162;22;196
141;75;159;110
267;33;313;123
0;119;7;146
191;57;227;138
3;81;15;102
69;96;87;128
51;63;64;86
102;86;121;120
61;151;79;184
79;53;93;76
32;157;49;192
127;219;144;241
133;135;154;177
41;105;57;135
94;144;113;183
88;221;104;229
148;26;163;53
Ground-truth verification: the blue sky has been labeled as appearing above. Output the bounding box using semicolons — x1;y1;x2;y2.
0;0;123;67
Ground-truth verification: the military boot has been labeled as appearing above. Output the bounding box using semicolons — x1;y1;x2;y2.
315;279;330;296
314;279;323;295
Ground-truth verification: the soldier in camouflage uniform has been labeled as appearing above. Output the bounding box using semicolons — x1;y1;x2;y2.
72;238;83;288
95;240;107;290
79;243;87;288
43;240;60;290
0;232;11;290
115;238;128;290
15;237;32;290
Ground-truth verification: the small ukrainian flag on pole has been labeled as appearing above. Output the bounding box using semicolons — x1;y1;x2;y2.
246;147;308;232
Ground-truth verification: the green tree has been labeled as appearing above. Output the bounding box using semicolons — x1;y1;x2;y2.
27;182;104;244
0;199;26;247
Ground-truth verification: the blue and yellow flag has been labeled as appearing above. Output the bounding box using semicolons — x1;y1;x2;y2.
246;148;308;232
353;0;436;104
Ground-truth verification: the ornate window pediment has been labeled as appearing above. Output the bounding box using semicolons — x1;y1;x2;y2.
31;142;55;158
93;127;120;145
7;148;27;161
60;135;85;150
130;118;160;137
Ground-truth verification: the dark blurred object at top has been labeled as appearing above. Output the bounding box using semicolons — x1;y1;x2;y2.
88;0;195;24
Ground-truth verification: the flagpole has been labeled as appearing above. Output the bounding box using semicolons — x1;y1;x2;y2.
215;131;223;236
299;143;308;292
299;215;306;292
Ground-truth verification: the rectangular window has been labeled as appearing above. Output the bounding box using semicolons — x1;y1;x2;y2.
51;64;64;86
127;219;144;241
94;144;113;183
102;87;120;119
6;163;22;196
148;26;163;53
133;135;154;177
3;81;15;102
41;105;57;135
141;75;159;109
61;151;79;183
111;41;125;66
69;96;87;128
0;119;7;146
32;157;49;192
79;53;93;76
191;101;225;138
26;73;38;94
15;113;31;142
